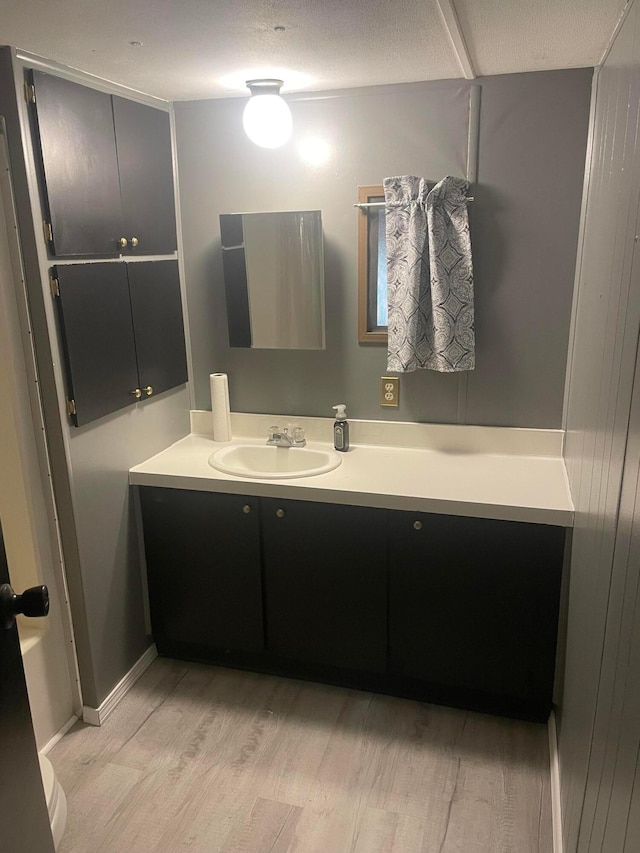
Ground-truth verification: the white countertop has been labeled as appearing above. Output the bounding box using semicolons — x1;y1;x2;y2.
129;431;574;527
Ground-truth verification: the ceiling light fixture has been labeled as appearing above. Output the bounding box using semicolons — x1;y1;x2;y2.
243;79;292;149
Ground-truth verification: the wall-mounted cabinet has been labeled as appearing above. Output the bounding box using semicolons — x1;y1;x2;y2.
138;486;566;721
29;70;177;258
54;260;187;426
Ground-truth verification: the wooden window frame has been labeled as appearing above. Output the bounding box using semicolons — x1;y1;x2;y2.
357;185;388;344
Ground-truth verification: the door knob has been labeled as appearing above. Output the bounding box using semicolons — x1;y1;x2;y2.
144;385;153;396
0;584;49;630
130;237;139;247
118;237;128;248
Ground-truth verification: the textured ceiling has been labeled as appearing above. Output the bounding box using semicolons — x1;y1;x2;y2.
0;0;626;100
455;0;626;75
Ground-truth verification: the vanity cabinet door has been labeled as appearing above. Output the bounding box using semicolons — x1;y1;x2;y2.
261;498;387;673
139;488;264;654
388;511;565;718
30;71;122;258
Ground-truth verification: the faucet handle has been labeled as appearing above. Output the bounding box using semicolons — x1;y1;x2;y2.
269;425;279;440
292;427;305;443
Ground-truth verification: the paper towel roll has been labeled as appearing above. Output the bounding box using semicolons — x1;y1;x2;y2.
210;373;232;442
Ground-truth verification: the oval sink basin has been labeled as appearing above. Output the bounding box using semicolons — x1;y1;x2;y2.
208;443;342;479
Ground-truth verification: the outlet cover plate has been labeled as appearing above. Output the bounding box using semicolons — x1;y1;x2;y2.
380;376;399;407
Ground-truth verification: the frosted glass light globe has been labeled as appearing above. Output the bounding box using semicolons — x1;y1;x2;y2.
243;92;292;148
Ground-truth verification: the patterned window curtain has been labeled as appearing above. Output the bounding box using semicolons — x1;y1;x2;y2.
385;175;475;373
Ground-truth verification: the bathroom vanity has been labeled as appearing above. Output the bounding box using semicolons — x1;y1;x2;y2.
130;418;573;723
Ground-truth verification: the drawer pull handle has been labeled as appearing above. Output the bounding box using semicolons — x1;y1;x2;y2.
276;508;285;518
130;237;139;247
413;520;423;530
119;237;128;248
242;505;251;514
130;388;142;399
144;385;153;396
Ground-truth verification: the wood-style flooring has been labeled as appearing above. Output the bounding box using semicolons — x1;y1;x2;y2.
49;658;552;852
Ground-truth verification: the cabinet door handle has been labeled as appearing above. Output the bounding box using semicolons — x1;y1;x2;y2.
119;237;128;248
276;508;285;518
413;520;423;530
130;388;142;399
242;504;251;514
143;385;153;396
130;237;139;247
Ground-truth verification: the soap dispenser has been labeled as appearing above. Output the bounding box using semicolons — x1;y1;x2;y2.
332;404;350;452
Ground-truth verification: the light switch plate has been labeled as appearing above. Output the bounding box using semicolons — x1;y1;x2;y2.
380;376;399;407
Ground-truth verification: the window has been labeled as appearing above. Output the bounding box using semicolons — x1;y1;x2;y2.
357;185;388;343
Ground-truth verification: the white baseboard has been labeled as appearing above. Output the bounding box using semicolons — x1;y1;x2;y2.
549;710;564;853
40;714;78;755
82;644;157;727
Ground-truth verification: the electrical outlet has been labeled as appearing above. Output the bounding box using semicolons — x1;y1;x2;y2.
380;376;399;407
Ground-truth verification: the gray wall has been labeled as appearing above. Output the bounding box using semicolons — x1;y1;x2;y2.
65;393;189;705
175;69;591;428
2;49;191;707
560;2;640;849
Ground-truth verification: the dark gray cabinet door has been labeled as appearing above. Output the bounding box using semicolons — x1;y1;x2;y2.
139;488;264;653
388;511;565;715
55;260;187;426
55;263;138;426
262;498;388;673
112;96;177;255
31;72;177;259
31;70;122;257
127;260;188;396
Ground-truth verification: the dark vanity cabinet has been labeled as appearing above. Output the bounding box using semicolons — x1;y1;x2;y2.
261;498;387;673
139;489;264;655
29;70;177;258
54;260;187;425
387;512;565;718
137;486;566;721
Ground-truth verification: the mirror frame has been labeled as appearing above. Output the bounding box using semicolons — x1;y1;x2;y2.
357;185;388;344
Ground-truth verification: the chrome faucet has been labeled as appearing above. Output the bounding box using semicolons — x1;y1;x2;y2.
267;426;306;447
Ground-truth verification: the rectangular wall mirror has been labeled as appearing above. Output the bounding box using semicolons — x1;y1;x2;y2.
220;210;325;349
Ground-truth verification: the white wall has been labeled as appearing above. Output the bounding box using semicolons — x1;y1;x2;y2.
0;125;76;749
560;0;640;848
